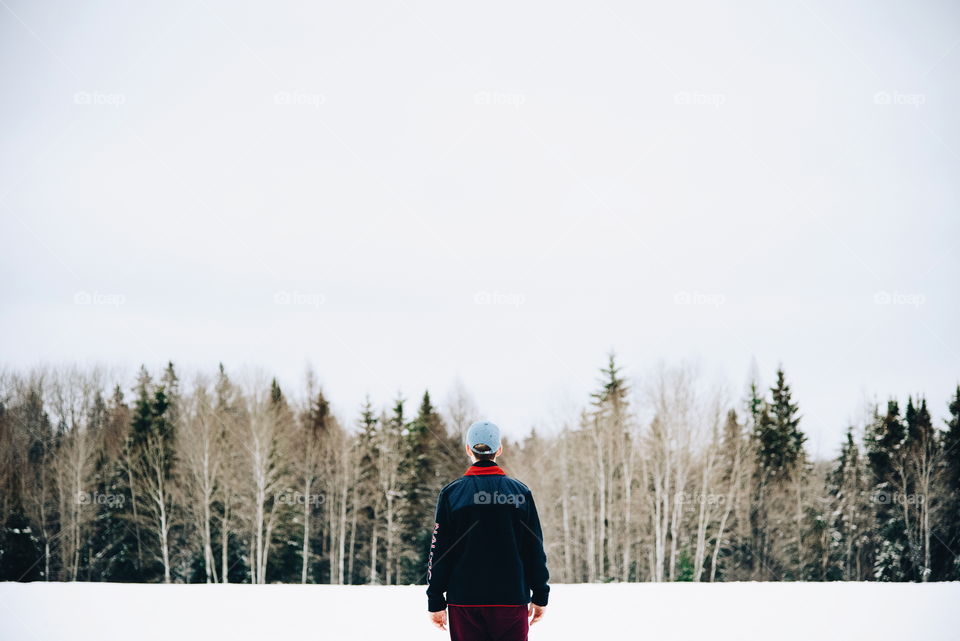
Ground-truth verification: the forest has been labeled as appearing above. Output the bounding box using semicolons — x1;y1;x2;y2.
1;357;957;585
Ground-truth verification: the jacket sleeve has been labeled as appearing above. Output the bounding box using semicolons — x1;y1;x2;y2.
522;491;550;606
426;489;453;612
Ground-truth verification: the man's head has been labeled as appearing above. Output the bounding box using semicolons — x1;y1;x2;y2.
465;420;503;462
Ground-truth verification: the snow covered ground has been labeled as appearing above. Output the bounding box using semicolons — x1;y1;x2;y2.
1;581;957;640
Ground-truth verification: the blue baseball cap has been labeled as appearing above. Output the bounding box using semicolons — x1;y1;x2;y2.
466;420;501;455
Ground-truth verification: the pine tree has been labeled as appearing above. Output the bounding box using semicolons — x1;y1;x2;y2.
935;386;960;579
826;427;870;580
130;367;154;449
354;397;382;584
0;509;42;581
750;368;806;579
591;352;629;408
255;378;296;584
866;400;908;580
128;364;180;582
382;397;406;584
397;390;450;584
211;363;245;583
297;387;330;584
754;369;805;481
97;385;143;582
588;352;631;581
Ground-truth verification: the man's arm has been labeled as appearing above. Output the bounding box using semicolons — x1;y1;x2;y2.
426;489;453;612
522;491;550;608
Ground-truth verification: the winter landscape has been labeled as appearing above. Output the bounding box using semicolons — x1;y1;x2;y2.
3;0;959;639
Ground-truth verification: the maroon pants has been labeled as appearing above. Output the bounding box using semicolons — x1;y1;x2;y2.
448;605;529;641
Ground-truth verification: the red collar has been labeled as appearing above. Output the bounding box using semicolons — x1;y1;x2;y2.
464;464;505;476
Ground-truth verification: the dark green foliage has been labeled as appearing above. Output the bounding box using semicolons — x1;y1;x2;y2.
754;369;805;481
749;368;806;580
935;387;960;579
674;548;694;581
397;391;446;584
0;509;42;581
865;401;908;581
591;352;629;409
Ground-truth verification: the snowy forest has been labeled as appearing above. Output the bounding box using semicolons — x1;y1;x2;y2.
1;357;958;585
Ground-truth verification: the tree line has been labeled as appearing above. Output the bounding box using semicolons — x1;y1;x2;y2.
0;358;957;584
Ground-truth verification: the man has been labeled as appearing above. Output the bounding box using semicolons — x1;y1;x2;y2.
427;420;550;641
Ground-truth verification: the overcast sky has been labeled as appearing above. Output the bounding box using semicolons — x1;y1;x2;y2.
2;0;958;457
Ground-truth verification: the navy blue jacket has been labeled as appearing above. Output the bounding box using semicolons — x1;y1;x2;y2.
426;460;550;612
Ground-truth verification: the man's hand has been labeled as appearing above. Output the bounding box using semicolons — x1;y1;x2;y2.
429;610;447;631
529;603;545;625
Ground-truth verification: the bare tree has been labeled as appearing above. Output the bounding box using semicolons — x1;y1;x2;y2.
178;378;222;582
238;380;293;584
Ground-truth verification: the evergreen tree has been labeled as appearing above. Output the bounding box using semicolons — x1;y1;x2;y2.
587;352;631;581
754;369;805;481
591;352;629;409
299;388;330;584
381;397;407;584
935;386;960;579
211;363;246;583
0;509;42;581
21;382;55;580
97;385;143;582
354;397;382;584
866;401;908;580
397;390;450;584
826;427;869;580
128;364;180;582
750;368;806;579
130;366;154;449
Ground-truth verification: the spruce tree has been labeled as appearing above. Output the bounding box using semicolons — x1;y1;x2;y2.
354;398;381;584
0;509;42;581
300;388;331;584
826;427;868;580
97;385;143;582
936;386;960;579
591;352;629;409
750;368;806;579
754;368;805;481
383;397;406;584
127;364;180;582
866;401;908;580
397;390;449;584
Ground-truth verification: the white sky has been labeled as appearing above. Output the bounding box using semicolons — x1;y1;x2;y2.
1;0;958;458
